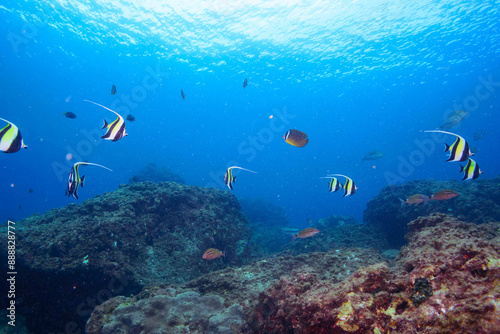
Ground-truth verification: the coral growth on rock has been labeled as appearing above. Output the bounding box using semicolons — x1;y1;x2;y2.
0;182;249;333
364;177;500;247
129;163;185;184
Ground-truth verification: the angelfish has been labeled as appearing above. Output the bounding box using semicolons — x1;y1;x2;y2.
328;174;358;197
85;100;128;141
460;158;483;181
0;118;27;153
67;162;113;199
424;130;472;162
224;166;258;190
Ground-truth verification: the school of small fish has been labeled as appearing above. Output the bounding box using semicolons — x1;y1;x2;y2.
0;81;486;261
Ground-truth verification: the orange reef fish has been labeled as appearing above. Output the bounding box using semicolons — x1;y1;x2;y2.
431;189;459;201
400;194;430;208
224;166;258;190
292;227;319;242
0;118;27;153
283;129;309;147
460;158;483;181
425;130;472;162
85;100;128;142
202;248;224;260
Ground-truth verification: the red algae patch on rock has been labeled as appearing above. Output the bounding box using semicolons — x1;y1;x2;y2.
251;213;500;333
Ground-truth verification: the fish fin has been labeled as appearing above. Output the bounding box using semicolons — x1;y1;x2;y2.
423;196;430;205
80;175;85;187
102;119;108;129
459;164;464;173
399;198;405;208
291;234;297;242
444;143;450;152
233;176;236;183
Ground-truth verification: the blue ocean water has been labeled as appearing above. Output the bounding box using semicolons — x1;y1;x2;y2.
1;0;499;228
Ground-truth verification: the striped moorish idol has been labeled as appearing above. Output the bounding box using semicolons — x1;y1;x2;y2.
67;162;113;199
282;129;309;147
0;118;27;153
460;158;483;181
84;100;128;142
224;166;258;190
329;174;358;197
425;130;472;162
320;176;342;193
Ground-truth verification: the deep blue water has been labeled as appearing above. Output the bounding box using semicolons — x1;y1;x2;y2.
1;0;499;228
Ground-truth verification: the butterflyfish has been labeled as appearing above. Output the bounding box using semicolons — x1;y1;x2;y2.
282;129;309;148
424;130;472;162
0;118;27;153
224;166;258;190
202;248;224;260
84;100;128;142
181;89;186;100
243;78;248;89
329;174;358;197
111;85;117;95
460;158;483;181
321;176;342;193
67;162;113;199
292;228;319;242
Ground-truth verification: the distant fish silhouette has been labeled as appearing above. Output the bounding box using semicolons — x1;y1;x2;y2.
243;78;248;89
63;112;77;119
181;89;186;100
362;150;384;161
111;84;117;95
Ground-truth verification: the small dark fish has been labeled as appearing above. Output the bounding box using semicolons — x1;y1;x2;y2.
0;118;28;153
460;158;483;181
243;78;248;89
470;146;479;154
181;89;186;100
431;189;459;201
126;114;136;122
292;228;319;242
202;248;224;260
28;188;34;193
474;130;485;141
18;205;21;210
63;112;77;119
362;150;384;161
111;85;117;95
282;129;309;147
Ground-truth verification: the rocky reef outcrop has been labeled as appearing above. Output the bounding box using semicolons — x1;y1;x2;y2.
86;213;500;333
364;177;500;247
0;182;249;333
129;163;185;184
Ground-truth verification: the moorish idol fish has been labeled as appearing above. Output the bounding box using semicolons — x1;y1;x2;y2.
329;174;358;197
460;158;483;181
181;89;186;100
424;130;472;162
320;176;342;193
243;78;248;89
224;166;258;190
67;162;113;199
84;100;128;141
282;129;309;148
0;118;27;153
111;84;117;95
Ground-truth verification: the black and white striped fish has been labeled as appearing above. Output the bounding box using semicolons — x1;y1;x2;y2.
85;100;128;142
67;162;113;199
0;118;27;153
224;166;257;190
425;130;472;162
460;158;483;181
328;174;358;197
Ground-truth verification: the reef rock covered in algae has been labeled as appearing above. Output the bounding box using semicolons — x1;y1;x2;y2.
0;182;249;333
364;177;500;248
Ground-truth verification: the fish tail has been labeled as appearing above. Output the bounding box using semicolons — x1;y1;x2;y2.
291;234;297;242
102;119;108;129
399;198;405;208
444;143;450;152
80;175;85;188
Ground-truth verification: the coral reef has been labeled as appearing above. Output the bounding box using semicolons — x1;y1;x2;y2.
364;177;500;247
0;182;249;333
86;247;384;333
129;163;185;184
251;213;500;333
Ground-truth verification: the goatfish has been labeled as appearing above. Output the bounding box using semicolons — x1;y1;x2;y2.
85;100;128;141
111;84;117;95
362;150;384;161
63;112;77;119
67;162;113;199
460;158;483;181
320;176;342;193
0;118;27;153
202;248;224;260
181;89;186;100
243;78;248;89
400;194;430;208
329;174;357;197
283;129;309;147
292;227;319;242
431;189;459;201
424;130;472;162
224;166;258;190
